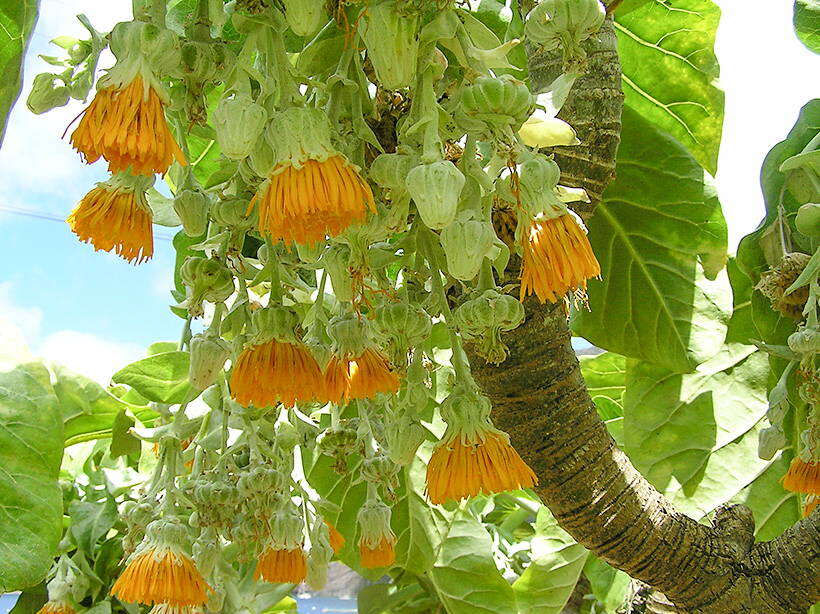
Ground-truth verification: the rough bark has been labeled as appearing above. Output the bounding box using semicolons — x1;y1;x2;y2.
470;7;820;612
526;15;623;219
470;303;820;613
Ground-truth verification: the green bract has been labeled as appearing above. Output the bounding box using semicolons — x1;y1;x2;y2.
369;152;419;191
180;257;235;317
458;75;535;134
212;94;267;160
189;332;230;390
26;73;70;114
440;219;497;281
174;188;209;237
405;160;465;230
524;0;605;53
453;289;525;364
282;0;328;38
359;1;420;90
210;198;255;230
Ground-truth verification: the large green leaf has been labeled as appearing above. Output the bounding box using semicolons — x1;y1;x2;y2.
794;0;820;54
0;362;63;591
69;497;118;553
616;0;724;173
0;0;39;147
737;100;820;278
392;462;438;576
583;556;631;613
112;351;196;405
623;345;772;519
512;508;589;614
731;454;800;541
579;352;626;445
427;507;517;614
572;107;731;373
54;366;156;446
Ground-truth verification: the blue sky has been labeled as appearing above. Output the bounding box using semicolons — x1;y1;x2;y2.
0;0;817;382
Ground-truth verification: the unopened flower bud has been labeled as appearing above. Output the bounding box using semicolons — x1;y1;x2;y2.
27;73;70;114
174;188;209;237
405;161;464;230
212;94;267;160
440;219;496;281
188;332;229;390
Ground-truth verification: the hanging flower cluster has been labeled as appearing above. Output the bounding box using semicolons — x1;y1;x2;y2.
31;0;609;605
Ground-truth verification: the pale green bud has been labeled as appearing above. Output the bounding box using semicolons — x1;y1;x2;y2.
188;332;229;390
440;219;496;281
173;188;209;237
358;1;420;90
27;73;70;114
405;161;464;230
524;0;606;51
282;0;328;37
212;94;267;160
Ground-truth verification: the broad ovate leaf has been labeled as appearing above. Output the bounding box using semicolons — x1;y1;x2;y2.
623;345;772;519
513;507;589;614
572;107;730;373
0;0;39;147
427;507;517;614
0;361;63;591
616;0;724;173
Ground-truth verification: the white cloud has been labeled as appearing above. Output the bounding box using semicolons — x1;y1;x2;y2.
39;330;142;384
0;282;141;384
0;0;132;210
0;281;43;341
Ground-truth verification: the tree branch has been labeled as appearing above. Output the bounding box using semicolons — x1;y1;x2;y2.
470;302;819;612
473;12;820;611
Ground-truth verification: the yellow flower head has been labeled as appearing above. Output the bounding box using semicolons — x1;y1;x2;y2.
426;429;537;504
359;536;396;569
71;75;186;176
111;547;209;606
230;339;326;408
248;107;376;245
111;518;209;607
36;602;74;614
254;547;308;584
67;173;154;264
252;155;376;245
520;212;600;303
357;498;396;570
782;457;820;495
426;386;537;504
323;347;400;403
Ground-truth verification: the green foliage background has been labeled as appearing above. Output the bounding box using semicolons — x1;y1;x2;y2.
0;0;817;612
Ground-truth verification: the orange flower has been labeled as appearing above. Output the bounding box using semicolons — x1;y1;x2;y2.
230;339;326;408
326;520;345;554
520;213;600;303
359;536;395;569
149;606;203;614
36;602;74;614
111;547;209;606
67;174;154;264
426;430;537;504
254;547;307;584
323;348;400;402
71;75;186;175
804;495;818;518
250;156;376;245
782;457;820;495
